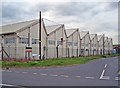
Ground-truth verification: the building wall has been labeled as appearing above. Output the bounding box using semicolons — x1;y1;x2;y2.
15;20;47;60
90;35;98;55
0;36;2;60
2;34;17;59
104;37;109;55
98;36;103;55
47;26;67;59
66;30;79;57
47;31;57;58
81;33;90;56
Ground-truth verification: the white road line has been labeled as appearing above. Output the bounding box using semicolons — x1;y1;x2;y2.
40;73;47;76
74;76;81;78
60;75;69;78
115;77;120;81
6;70;12;72
0;70;5;71
14;71;20;73
104;64;108;68
0;84;15;86
22;72;28;74
100;69;105;79
33;73;37;75
118;71;120;75
50;74;58;77
100;76;110;80
85;77;95;79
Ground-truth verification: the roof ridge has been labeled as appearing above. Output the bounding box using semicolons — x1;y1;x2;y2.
1;19;38;27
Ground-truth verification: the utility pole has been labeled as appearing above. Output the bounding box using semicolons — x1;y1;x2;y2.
1;36;3;60
28;27;30;59
39;11;41;60
103;34;105;55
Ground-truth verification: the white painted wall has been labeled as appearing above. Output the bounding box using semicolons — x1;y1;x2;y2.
81;33;90;56
0;36;2;60
98;35;104;55
90;34;98;55
47;25;67;59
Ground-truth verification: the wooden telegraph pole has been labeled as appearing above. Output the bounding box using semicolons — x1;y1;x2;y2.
39;11;41;60
103;34;105;55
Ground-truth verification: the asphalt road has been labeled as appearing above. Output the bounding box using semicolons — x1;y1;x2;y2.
1;57;120;87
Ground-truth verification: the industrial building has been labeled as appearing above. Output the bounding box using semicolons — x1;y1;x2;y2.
89;34;98;55
80;31;90;56
0;18;113;60
65;28;80;57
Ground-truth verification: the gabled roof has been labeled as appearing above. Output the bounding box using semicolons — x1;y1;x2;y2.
105;37;108;42
97;35;103;41
90;34;96;40
80;31;89;39
108;38;112;42
65;28;78;37
45;24;62;34
1;19;38;35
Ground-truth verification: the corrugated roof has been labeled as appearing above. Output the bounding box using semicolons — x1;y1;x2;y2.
97;35;103;41
80;31;89;39
65;28;78;37
46;24;62;34
108;38;112;42
0;19;38;34
90;34;96;40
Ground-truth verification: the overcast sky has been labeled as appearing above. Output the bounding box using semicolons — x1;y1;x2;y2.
1;0;119;44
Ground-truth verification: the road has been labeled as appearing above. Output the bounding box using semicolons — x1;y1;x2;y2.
1;57;120;87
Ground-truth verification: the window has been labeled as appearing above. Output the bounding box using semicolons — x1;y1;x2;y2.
74;42;78;46
94;44;96;47
67;42;72;46
19;37;28;44
4;37;15;44
81;43;84;46
48;40;55;45
86;44;88;47
32;39;38;44
57;41;62;45
81;49;84;54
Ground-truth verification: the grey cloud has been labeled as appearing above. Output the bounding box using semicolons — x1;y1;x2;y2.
54;2;96;16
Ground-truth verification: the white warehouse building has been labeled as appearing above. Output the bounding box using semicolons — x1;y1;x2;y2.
80;31;91;56
46;24;67;59
90;34;98;56
66;28;80;57
0;18;113;60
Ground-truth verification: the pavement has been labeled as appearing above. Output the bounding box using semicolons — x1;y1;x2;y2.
1;56;120;87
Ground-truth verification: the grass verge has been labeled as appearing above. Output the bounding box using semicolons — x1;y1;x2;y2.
1;54;120;68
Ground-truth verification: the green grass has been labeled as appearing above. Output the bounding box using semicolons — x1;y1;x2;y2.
1;54;120;68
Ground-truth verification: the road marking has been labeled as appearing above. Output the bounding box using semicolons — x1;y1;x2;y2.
100;64;109;80
100;69;105;79
0;70;5;71
85;77;95;79
50;74;58;77
14;71;20;73
6;70;12;72
40;73;47;76
22;72;27;74
100;76;110;80
115;77;120;81
33;73;37;75
104;64;108;68
0;84;25;88
60;75;69;78
0;84;15;86
74;76;81;78
118;71;120;75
